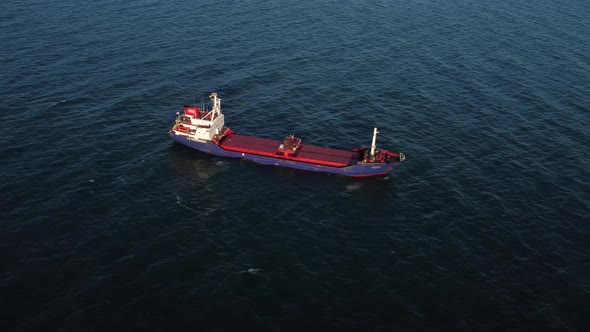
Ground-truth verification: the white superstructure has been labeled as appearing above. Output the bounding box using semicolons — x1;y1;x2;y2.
172;92;225;141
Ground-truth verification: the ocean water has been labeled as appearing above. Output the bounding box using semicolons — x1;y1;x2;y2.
1;0;589;330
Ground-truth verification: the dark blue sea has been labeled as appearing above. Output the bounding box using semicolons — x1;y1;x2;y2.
1;0;589;331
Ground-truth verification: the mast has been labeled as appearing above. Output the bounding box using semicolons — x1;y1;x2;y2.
370;127;378;159
210;92;221;121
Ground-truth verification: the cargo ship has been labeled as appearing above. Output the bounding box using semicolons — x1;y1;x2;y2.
169;92;405;177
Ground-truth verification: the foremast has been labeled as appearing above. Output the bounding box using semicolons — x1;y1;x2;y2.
364;127;405;164
370;127;378;160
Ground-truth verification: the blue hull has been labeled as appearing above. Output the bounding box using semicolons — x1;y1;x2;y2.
170;133;402;177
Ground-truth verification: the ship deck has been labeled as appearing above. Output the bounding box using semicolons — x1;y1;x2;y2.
219;134;360;167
